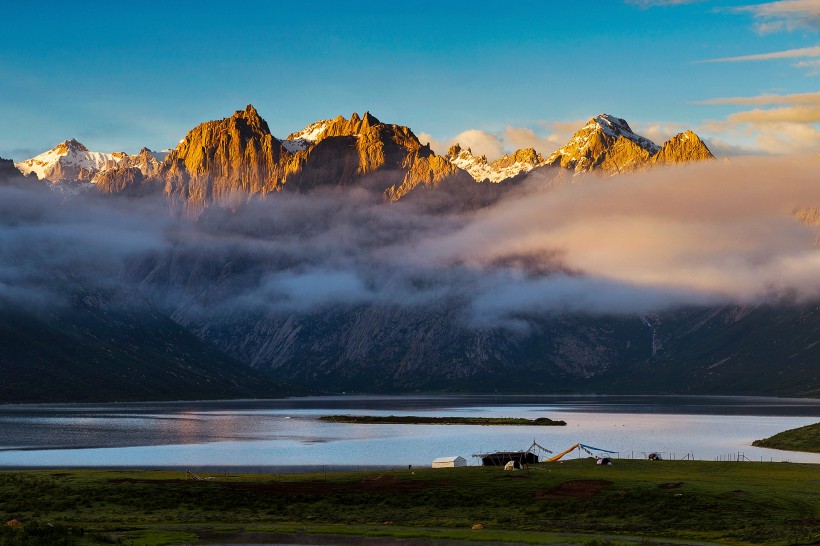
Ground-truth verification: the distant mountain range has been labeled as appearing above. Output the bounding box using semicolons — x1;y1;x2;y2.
12;107;714;206
1;106;817;403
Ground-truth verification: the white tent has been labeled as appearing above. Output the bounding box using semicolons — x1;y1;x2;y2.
432;456;467;468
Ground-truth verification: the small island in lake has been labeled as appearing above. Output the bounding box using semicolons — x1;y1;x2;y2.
752;422;820;453
319;415;567;426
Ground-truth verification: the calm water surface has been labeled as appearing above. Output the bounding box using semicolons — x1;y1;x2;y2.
0;395;817;467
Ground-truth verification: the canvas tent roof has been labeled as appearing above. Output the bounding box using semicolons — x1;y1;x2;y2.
433;456;464;463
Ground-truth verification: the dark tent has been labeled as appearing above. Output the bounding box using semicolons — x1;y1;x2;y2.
478;451;538;468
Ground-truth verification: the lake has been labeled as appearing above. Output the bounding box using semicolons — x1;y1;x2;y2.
0;395;818;468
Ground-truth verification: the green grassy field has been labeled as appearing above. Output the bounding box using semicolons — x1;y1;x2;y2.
752;422;820;453
0;460;817;545
319;415;567;426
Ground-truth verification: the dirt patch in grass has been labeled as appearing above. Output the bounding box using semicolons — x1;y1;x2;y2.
534;479;611;499
659;482;685;489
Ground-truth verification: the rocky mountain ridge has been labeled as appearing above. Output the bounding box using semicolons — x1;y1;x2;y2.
15;138;170;187
88;106;466;209
1;113;818;401
544;114;714;175
14;108;714;206
447;144;545;183
15;138;121;183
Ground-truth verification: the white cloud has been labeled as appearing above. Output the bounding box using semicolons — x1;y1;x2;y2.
451;129;505;160
416;132;445;154
632;122;689;144
419;157;820;317
703;117;820;155
697;91;820;105
697;45;820;63
626;0;705;7
503;126;563;153
698;91;820;154
735;0;820;33
421;120;586;161
795;58;820;75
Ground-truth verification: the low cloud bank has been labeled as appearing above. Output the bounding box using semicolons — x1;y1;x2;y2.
0;156;817;330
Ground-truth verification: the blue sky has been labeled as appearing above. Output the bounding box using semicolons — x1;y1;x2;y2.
2;0;820;160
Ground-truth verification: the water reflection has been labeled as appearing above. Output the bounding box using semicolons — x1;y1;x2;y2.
0;395;817;467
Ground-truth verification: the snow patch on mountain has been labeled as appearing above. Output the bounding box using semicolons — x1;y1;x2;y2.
283;120;331;152
592;114;660;154
447;144;544;183
545;114;667;174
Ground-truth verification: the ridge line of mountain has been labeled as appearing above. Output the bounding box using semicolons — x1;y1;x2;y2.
9;106;715;207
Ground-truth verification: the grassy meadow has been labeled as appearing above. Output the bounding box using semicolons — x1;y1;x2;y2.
752;422;820;454
0;459;817;545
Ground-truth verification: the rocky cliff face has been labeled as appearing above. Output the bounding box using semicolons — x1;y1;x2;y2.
19;108;716;206
93;167;147;195
284;111;465;199
158;104;294;209
135;228;820;396
95;107;467;208
544;115;713;175
114;147;168;177
794;207;820;226
651;131;714;165
0;156;20;179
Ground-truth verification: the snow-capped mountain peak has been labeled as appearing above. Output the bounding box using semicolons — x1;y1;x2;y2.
90;147;169;182
589;114;660;154
545;113;660;173
544;114;713;175
15;139;122;182
56;138;89;154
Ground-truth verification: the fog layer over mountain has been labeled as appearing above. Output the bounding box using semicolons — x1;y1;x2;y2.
1;157;818;332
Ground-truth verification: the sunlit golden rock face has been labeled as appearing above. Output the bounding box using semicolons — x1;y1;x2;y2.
597;137;653;174
651;131;714;165
318;111;381;141
496;148;544;168
545;115;714;175
545;115;658;174
160;104;293;207
794;207;820;226
90;108;716;208
128;107;467;207
385;152;465;202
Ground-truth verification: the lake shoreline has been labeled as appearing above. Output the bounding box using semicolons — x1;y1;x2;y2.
1;395;818;467
318;415;567;426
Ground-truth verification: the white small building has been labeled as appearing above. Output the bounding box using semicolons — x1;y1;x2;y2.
432;456;467;468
